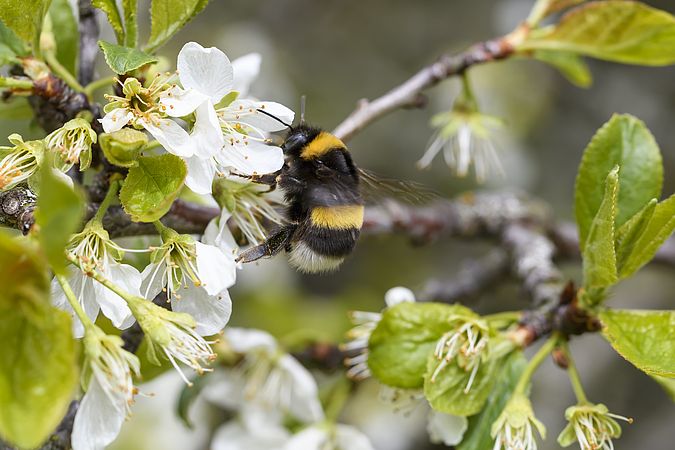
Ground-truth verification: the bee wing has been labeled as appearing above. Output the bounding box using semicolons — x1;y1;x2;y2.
357;168;439;205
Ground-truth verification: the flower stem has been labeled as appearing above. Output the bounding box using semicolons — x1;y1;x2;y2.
560;341;589;403
514;334;558;395
66;252;142;309
44;50;85;94
93;180;121;223
0;77;34;90
324;376;352;422
55;273;94;330
84;76;117;98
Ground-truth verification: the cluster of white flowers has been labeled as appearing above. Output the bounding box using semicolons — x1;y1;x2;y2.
202;328;375;450
100;42;294;195
42;42;301;450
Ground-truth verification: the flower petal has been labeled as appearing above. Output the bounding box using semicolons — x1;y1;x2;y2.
140;117;194;157
160;85;209;118
224;327;277;354
212;416;289;450
191;101;224;158
140;262;165;300
201;368;246;409
177;42;233;102
283;426;326;450
224;100;294;132
171;284;232;336
203;210;239;257
216;139;284;176
426;411;468;446
72;377;126;450
96;261;139;330
231;53;261;97
100;108;133;133
195;241;236;293
278;354;324;423
184;155;217;195
335;424;375;450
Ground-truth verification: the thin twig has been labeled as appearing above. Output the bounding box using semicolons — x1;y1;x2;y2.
77;0;100;86
332;31;524;141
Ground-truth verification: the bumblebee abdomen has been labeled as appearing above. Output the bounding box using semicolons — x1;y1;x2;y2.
288;205;363;273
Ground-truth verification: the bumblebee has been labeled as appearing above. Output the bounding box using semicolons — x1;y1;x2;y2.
236;116;363;273
236;108;433;273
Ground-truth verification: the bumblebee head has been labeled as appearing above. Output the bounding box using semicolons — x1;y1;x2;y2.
282;124;322;156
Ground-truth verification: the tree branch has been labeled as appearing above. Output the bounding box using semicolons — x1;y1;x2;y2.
0;185;36;234
332;32;522;141
416;248;509;302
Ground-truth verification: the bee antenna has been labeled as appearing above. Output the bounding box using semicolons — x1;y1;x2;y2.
256;109;293;131
300;95;306;125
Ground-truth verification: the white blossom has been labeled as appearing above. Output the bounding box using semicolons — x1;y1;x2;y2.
72;328;140;450
45;118;96;171
557;402;631;450
492;394;546;450
141;230;235;336
202;328;324;423
0;134;42;190
159;42;293;194
51;223;141;338
211;406;290;450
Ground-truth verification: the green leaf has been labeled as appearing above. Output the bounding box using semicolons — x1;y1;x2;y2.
615;199;656;273
48;0;78;75
520;1;675;66
120;153;187;222
531;50;592;88
99;128;147;168
368;302;474;389
651;374;675;402
0;20;29;65
599;309;675;378
457;352;527;450
582;167;618;291
122;0;137;47
619;194;675;279
0;232;78;449
575;114;662;250
92;0;124;44
146;0;210;53
423;339;508;416
0;0;52;46
35;165;84;275
98;40;158;75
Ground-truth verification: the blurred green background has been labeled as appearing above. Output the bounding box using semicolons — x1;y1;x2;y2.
8;0;675;448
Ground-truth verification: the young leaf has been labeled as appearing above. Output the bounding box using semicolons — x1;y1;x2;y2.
0;0;52;45
35;165;84;275
92;0;124;44
575;114;662;250
531;50;592;88
457;352;527;450
145;0;210;53
368;302;474;389
0;20;29;66
520;1;675;66
423;340;511;416
122;0;137;48
48;0;78;75
615;198;656;274
98;40;158;74
582;167;618;291
619;194;675;279
0;232;78;449
599;309;675;378
119;153;187;222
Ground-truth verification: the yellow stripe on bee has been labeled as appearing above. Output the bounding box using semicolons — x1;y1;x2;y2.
310;205;364;229
300;131;346;159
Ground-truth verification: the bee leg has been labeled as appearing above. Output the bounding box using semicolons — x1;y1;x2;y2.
230;170;280;187
236;225;297;264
